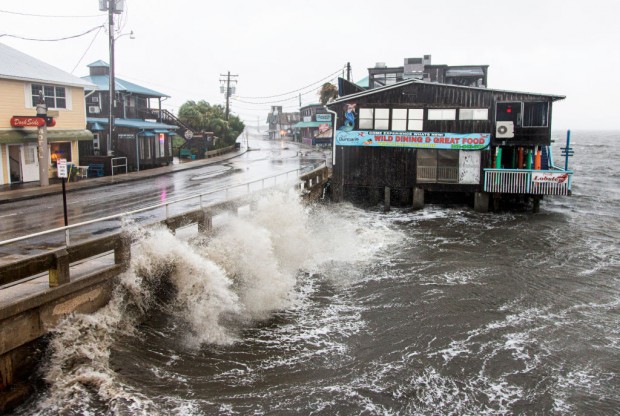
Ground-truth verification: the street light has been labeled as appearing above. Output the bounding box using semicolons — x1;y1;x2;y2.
101;1;131;157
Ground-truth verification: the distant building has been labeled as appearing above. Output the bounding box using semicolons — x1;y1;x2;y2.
0;42;94;185
292;104;332;147
366;55;488;89
80;61;179;173
267;106;299;140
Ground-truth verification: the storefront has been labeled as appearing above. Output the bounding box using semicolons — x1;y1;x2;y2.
0;128;93;184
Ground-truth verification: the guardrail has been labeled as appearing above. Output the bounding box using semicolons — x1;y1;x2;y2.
483;168;572;196
0;162;327;250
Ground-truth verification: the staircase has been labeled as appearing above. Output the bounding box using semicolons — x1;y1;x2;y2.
141;108;194;138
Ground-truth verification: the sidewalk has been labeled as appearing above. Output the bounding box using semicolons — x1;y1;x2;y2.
0;149;247;205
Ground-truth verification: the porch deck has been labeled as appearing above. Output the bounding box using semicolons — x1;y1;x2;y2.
483;168;573;196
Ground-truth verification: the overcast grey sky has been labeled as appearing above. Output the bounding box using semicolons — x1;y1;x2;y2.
1;0;619;130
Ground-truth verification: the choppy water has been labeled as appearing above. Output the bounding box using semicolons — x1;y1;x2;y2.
11;130;620;415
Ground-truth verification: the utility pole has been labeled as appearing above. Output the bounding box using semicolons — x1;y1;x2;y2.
219;71;238;121
108;2;114;156
100;0;123;156
36;91;49;187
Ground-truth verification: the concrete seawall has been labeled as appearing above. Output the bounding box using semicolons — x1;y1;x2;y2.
0;166;330;412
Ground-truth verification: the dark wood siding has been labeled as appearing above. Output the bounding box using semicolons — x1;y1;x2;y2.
329;81;561;204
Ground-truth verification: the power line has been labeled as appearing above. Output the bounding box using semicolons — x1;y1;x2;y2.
0;9;105;18
0;26;104;42
72;26;104;74
234;66;345;99
231;76;339;106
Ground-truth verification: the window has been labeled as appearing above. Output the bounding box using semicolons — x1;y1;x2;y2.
359;108;374;129
360;108;425;131
375;108;389;129
31;84;67;109
359;108;389;130
140;137;151;159
416;149;459;183
428;109;456;120
408;109;424;131
392;109;407;131
459;108;488;120
50;142;71;166
392;109;424;131
523;102;549;127
24;146;36;165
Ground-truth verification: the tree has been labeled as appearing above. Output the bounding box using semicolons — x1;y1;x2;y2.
318;82;338;105
178;100;245;148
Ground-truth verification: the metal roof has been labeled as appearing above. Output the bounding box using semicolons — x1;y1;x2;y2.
87;117;179;130
82;75;170;98
292;121;332;128
0;42;95;88
445;68;485;77
328;78;565;105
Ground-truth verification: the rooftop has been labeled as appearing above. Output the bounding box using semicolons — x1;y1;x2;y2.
0;42;95;88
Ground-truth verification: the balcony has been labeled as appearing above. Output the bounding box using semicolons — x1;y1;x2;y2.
483;169;572;196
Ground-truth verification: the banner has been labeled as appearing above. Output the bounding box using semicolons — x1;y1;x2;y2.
335;130;490;150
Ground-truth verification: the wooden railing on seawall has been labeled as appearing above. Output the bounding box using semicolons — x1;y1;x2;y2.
0;164;330;412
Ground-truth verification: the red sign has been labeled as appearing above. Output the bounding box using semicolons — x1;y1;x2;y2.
10;116;46;127
532;172;569;184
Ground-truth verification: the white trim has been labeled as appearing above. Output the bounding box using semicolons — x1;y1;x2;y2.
1;74;94;89
24;83;73;111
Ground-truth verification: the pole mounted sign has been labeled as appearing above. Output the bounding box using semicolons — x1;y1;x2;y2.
10;116;56;127
10;116;46;127
57;158;68;179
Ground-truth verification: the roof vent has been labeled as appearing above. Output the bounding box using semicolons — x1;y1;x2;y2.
375;62;386;68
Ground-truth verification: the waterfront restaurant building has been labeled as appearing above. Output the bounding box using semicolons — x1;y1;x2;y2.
0;43;94;185
326;78;570;211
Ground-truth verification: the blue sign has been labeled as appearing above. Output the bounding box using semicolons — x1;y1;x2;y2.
315;114;331;122
335;130;491;150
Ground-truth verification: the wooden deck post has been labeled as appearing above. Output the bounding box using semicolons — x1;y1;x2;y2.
474;192;489;213
384;187;391;212
412;187;424;210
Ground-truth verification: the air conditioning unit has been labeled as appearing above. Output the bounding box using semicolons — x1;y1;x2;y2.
496;121;514;138
89;106;101;114
91;96;99;103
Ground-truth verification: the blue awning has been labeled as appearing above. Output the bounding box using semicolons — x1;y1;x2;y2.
154;129;170;133
87;117;179;130
138;131;155;137
90;122;105;131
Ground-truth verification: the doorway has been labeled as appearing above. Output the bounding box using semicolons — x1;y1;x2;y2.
8;145;22;183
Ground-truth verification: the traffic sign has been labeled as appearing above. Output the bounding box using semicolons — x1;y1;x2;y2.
57;158;68;178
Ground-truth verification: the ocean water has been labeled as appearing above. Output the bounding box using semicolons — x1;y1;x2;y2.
10;130;619;415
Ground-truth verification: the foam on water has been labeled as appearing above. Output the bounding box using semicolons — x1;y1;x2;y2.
17;189;390;415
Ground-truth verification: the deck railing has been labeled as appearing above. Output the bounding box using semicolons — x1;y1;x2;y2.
416;166;459;183
484;168;572;196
